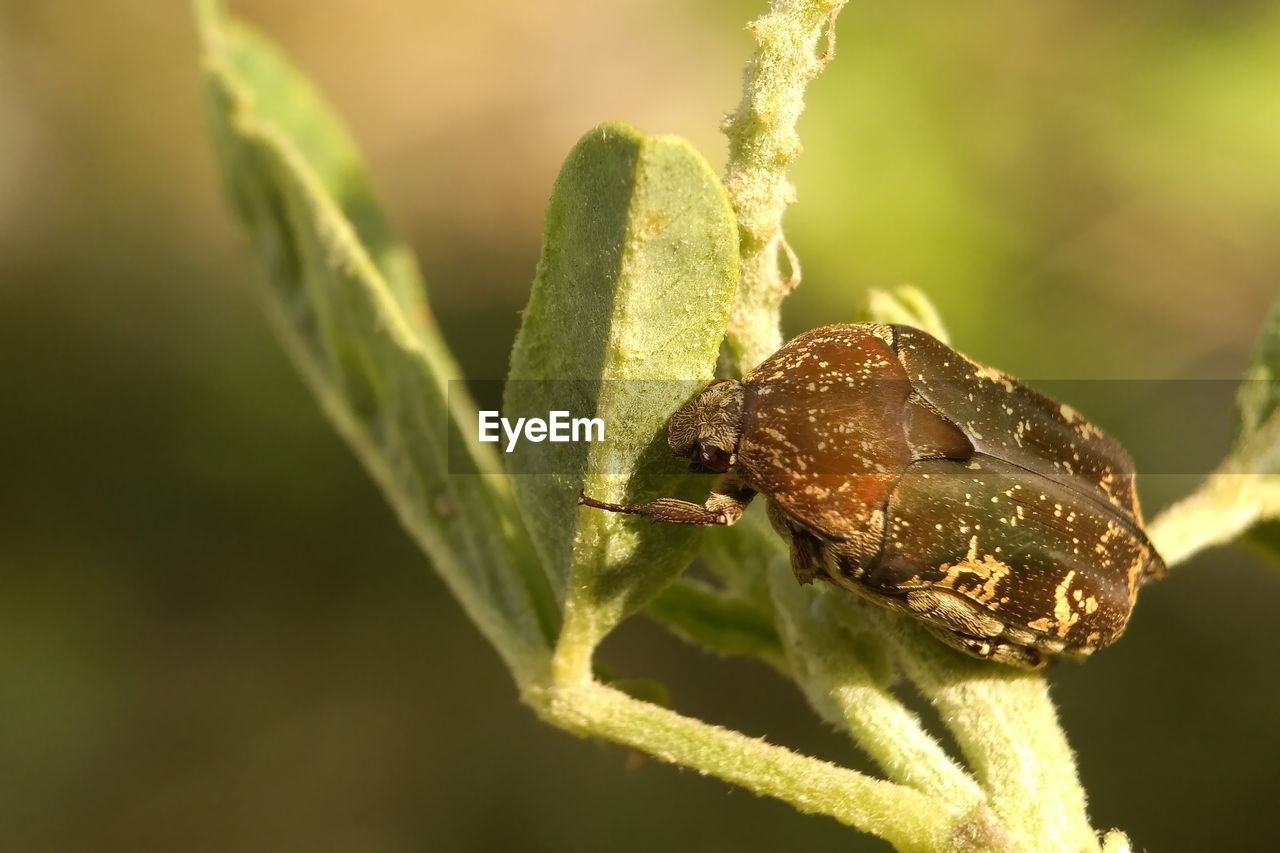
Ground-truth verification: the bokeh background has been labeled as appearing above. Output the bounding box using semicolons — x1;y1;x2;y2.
4;1;1280;850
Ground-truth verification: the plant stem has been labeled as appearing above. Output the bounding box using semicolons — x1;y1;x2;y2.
646;578;789;670
722;0;848;372
525;678;976;852
1148;473;1280;567
879;610;1101;852
769;568;985;806
1148;403;1280;566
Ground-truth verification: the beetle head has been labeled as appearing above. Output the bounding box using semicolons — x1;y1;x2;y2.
667;379;744;474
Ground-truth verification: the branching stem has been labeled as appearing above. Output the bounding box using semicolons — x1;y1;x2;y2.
722;0;849;372
524;678;974;853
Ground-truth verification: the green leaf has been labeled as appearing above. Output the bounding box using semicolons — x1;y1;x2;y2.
860;285;950;343
646;578;785;666
196;1;425;331
699;509;780;612
1225;290;1280;482
1237;296;1280;446
1148;288;1280;567
505;122;738;673
197;0;556;681
1229;292;1280;499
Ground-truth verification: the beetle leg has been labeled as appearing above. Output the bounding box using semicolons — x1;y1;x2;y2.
765;503;823;584
579;475;756;526
919;624;1047;670
901;589;1051;669
902;589;1005;638
818;512;887;582
789;531;825;584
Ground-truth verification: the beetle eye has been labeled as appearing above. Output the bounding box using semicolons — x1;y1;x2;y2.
700;444;733;473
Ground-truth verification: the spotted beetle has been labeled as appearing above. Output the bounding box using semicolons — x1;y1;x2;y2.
581;323;1166;668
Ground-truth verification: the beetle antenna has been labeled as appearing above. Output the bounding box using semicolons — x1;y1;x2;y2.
577;490;646;515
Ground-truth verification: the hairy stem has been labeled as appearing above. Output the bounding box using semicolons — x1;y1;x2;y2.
525;678;979;852
770;569;984;807
878;608;1101;852
722;0;848;371
1148;472;1280;567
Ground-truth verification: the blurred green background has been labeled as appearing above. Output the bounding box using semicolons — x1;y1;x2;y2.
3;1;1279;850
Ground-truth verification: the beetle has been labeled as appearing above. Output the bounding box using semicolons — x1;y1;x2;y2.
580;323;1166;668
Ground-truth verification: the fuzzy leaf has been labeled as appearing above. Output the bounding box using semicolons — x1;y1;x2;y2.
1237;297;1280;446
197;0;555;680
1201;292;1280;557
1227;290;1280;480
1149;289;1280;566
647;578;784;665
505;122;738;665
860;285;950;344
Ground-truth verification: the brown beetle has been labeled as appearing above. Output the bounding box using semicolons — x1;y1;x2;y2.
581;323;1166;668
